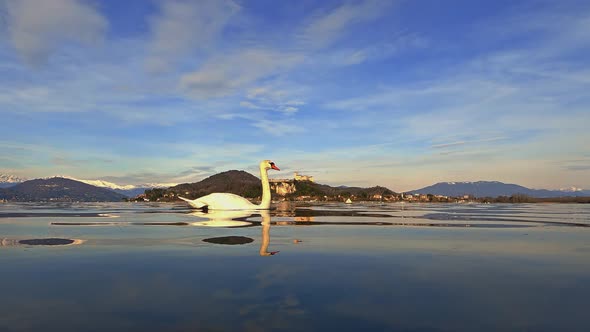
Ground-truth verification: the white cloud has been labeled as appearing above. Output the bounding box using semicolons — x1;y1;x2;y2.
320;35;428;66
180;49;304;98
431;137;508;151
2;0;107;65
241;85;306;115
280;106;298;114
431;141;466;149
252;120;303;137
239;101;264;110
246;87;271;100
146;0;240;72
299;0;392;48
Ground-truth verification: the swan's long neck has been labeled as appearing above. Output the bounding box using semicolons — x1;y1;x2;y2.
259;166;271;209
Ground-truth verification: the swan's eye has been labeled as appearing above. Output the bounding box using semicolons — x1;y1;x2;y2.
270;162;275;166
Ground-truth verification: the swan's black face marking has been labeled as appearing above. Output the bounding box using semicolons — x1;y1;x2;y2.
269;161;280;171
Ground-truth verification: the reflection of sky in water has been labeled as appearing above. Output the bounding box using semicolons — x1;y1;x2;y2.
0;202;589;331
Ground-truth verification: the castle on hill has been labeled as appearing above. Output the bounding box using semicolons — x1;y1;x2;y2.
293;172;314;182
269;172;314;196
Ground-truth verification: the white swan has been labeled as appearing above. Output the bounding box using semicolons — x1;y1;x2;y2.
179;160;280;210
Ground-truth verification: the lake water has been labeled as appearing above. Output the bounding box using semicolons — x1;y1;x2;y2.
1;202;589;332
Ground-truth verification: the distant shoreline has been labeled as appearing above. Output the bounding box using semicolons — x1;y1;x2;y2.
2;196;590;204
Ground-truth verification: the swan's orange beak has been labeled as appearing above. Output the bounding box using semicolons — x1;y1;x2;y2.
271;163;280;171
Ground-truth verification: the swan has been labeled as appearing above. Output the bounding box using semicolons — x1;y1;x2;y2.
179;160;280;210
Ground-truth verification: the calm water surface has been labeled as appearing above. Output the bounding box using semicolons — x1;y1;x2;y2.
1;202;589;332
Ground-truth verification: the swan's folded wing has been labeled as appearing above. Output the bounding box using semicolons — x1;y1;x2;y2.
178;196;207;209
196;193;256;210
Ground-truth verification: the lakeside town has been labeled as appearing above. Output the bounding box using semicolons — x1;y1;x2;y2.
134;171;590;204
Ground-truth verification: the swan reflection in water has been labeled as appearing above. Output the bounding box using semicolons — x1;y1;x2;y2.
259;210;280;256
187;209;255;228
189;210;279;256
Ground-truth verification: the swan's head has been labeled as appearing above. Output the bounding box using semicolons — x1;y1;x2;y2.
260;160;280;171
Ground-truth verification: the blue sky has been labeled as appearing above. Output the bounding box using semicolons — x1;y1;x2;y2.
1;0;589;191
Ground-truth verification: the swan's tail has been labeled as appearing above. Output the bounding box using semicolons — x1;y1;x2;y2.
178;196;207;209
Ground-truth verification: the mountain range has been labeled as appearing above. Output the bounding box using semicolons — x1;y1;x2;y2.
0;173;174;197
1;172;589;202
0;177;127;202
410;181;590;198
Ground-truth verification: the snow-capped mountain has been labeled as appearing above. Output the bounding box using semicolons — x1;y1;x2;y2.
0;174;28;188
74;179;137;190
559;186;585;192
40;176;177;197
43;175;176;189
411;181;590;198
88;180;177;197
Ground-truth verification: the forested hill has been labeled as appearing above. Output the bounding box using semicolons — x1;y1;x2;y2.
142;170;396;201
167;170;263;199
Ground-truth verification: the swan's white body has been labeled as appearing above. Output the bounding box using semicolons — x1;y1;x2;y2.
179;160;279;210
180;193;260;210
